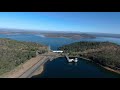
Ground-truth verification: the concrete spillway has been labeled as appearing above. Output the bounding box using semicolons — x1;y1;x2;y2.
65;54;78;63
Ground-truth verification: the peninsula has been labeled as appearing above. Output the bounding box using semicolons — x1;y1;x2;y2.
42;33;96;40
0;28;96;40
59;41;120;74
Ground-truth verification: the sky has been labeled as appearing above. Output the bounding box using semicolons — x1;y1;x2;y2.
0;12;120;34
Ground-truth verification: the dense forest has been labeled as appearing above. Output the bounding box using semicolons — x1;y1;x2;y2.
59;41;120;71
0;38;48;75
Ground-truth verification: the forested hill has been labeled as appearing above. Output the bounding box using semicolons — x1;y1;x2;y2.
0;38;48;75
59;41;120;71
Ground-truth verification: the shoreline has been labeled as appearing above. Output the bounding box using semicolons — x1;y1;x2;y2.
44;36;95;40
99;65;120;74
0;55;47;78
1;54;120;78
0;52;59;78
79;56;120;75
31;65;44;77
69;55;120;75
29;56;120;78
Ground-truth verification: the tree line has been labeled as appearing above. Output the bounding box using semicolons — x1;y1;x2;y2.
59;41;120;70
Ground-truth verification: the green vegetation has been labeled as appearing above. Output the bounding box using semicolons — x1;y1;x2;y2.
0;38;48;75
59;41;120;71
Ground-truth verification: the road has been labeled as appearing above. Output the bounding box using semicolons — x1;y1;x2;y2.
18;52;60;78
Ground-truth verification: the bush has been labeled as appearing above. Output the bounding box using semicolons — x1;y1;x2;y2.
60;41;120;70
0;38;48;75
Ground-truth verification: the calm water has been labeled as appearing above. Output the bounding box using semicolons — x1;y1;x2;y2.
32;58;120;78
0;33;120;78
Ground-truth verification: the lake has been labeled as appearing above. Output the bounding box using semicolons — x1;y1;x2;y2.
0;33;120;78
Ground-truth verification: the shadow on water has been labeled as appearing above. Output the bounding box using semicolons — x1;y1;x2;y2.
68;62;78;66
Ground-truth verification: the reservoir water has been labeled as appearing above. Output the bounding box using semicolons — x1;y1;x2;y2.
0;33;120;78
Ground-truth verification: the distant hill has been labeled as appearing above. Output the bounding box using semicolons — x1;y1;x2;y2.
0;38;48;75
2;28;120;39
88;32;120;38
0;28;96;39
42;33;96;40
59;41;120;71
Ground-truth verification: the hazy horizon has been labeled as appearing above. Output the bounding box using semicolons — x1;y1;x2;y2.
1;27;120;35
0;12;120;34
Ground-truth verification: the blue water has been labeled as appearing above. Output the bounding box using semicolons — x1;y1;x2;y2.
32;58;120;78
1;33;120;50
0;34;80;50
0;33;120;78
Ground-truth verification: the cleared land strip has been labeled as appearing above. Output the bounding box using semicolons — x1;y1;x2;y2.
18;56;49;78
18;52;60;78
1;52;60;78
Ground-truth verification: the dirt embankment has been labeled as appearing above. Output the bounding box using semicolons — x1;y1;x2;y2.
32;65;44;76
1;55;46;78
0;52;59;78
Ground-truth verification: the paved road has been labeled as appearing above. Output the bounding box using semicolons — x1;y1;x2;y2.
18;52;60;78
18;57;49;78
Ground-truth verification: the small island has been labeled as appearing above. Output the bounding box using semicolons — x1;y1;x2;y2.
59;41;120;74
0;38;48;75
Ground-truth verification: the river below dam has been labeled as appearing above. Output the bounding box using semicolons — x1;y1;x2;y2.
0;33;120;78
32;57;120;78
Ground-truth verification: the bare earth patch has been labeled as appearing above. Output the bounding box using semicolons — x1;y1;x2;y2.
100;65;120;74
32;65;44;76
